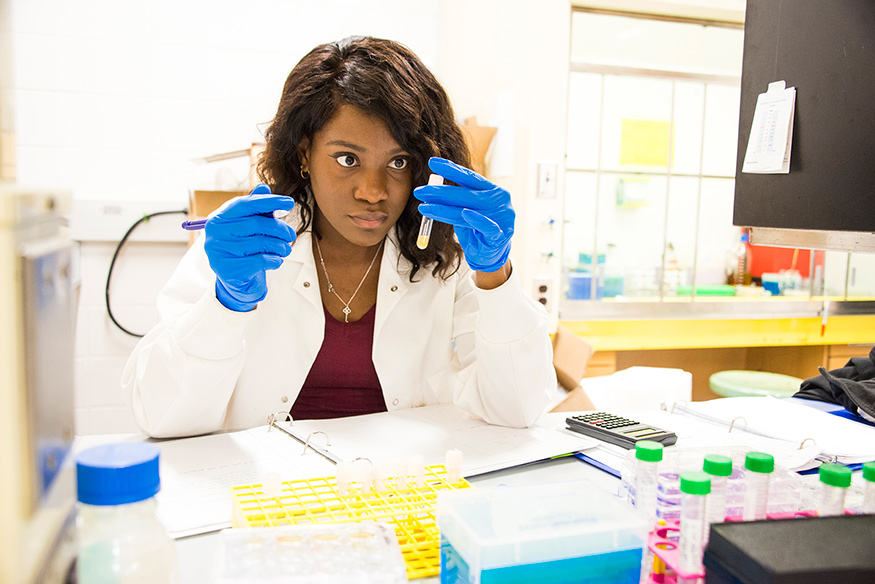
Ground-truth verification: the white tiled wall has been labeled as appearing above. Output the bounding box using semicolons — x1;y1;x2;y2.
73;238;188;434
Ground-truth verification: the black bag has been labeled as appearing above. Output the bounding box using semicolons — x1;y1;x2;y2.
794;346;875;419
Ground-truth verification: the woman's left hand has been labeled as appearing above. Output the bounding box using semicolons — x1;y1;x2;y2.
414;157;514;273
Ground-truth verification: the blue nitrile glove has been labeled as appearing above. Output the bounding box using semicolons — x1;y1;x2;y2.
414;157;515;272
204;184;296;312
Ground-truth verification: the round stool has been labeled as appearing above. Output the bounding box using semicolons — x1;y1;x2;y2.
708;370;803;398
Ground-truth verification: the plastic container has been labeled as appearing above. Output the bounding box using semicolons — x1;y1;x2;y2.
218;523;406;583
635;441;664;526
742;452;774;521
702;454;732;545
678;471;710;583
864;462;875;514
437;480;647;584
76;442;177;584
817;463;852;516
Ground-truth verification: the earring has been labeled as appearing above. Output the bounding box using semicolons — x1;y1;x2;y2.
300;166;310;180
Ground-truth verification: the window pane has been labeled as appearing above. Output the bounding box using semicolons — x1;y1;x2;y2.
671;81;705;175
571;11;744;77
848;253;875;299
694;178;738;287
566;72;602;170
598;174;667;299
702;84;742;176
823;251;849;297
663;176;700;294
600;75;674;172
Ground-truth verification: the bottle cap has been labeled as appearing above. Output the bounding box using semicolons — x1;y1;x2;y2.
635;440;664;462
680;471;711;496
76;442;161;506
818;463;852;488
703;454;733;477
744;452;774;474
864;461;875;483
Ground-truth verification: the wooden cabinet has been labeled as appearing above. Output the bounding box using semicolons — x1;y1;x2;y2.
565;315;874;402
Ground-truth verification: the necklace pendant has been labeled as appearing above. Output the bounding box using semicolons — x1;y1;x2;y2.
327;284;334;293
342;306;351;322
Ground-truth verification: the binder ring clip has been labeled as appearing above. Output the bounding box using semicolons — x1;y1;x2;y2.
728;416;747;433
267;411;293;432
799;437;817;450
302;431;330;456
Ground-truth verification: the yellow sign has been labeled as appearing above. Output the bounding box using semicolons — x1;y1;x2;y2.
620;119;673;167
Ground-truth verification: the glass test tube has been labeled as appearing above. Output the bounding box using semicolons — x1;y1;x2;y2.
818;463;852;516
742;452;774;521
702;454;732;545
678;471;711;584
417;174;444;249
863;462;875;514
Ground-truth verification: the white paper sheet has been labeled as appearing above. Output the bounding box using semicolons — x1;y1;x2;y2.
742;80;796;174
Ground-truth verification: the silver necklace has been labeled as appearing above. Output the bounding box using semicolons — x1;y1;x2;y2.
314;237;384;323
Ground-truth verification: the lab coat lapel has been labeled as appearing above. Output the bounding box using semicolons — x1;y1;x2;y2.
285;230;323;312
374;232;410;340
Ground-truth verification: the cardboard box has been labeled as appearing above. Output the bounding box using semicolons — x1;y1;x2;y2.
552;324;593;392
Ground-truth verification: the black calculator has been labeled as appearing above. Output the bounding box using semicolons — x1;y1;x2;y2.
565;412;677;449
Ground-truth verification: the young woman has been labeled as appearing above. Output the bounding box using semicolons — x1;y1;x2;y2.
123;36;555;438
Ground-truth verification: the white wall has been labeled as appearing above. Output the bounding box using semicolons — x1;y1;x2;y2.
11;0;572;434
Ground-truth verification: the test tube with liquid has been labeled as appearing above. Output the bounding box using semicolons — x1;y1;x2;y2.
702;454;732;545
742;452;774;521
678;471;711;584
634;440;663;526
863;462;875;514
417;174;444;249
817;463;852;516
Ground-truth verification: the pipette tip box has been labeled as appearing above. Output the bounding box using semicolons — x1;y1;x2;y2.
437;479;647;584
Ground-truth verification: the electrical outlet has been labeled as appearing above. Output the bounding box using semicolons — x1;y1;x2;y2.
532;276;555;312
71;198;189;243
537;160;558;198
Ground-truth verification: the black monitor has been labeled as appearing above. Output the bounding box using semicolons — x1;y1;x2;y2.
734;0;875;251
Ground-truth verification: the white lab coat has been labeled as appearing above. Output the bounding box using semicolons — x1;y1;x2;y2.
123;229;555;438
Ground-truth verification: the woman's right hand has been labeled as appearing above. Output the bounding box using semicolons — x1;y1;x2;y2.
204;183;296;312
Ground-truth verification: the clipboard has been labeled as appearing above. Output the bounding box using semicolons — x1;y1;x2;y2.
152;405;596;538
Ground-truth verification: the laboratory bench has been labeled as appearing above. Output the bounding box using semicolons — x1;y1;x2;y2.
174;455;619;583
560;314;875;401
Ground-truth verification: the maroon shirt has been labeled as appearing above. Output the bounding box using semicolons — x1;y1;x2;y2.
290;303;387;420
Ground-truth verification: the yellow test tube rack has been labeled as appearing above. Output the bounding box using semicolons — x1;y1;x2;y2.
230;464;472;580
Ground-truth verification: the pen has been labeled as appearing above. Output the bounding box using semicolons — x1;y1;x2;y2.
181;218;208;231
180;209;291;231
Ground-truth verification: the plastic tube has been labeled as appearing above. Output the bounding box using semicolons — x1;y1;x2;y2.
742;452;774;521
678;471;711;583
445;449;463;483
817;463;852;516
634;440;664;526
702;454;732;545
416;174;443;249
863;462;875;514
408;454;425;487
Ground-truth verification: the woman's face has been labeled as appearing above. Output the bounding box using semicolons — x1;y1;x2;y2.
300;104;413;248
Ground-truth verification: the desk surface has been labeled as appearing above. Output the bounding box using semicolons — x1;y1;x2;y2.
175;455;620;583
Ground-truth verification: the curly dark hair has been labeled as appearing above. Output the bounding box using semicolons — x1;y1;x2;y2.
258;36;470;281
